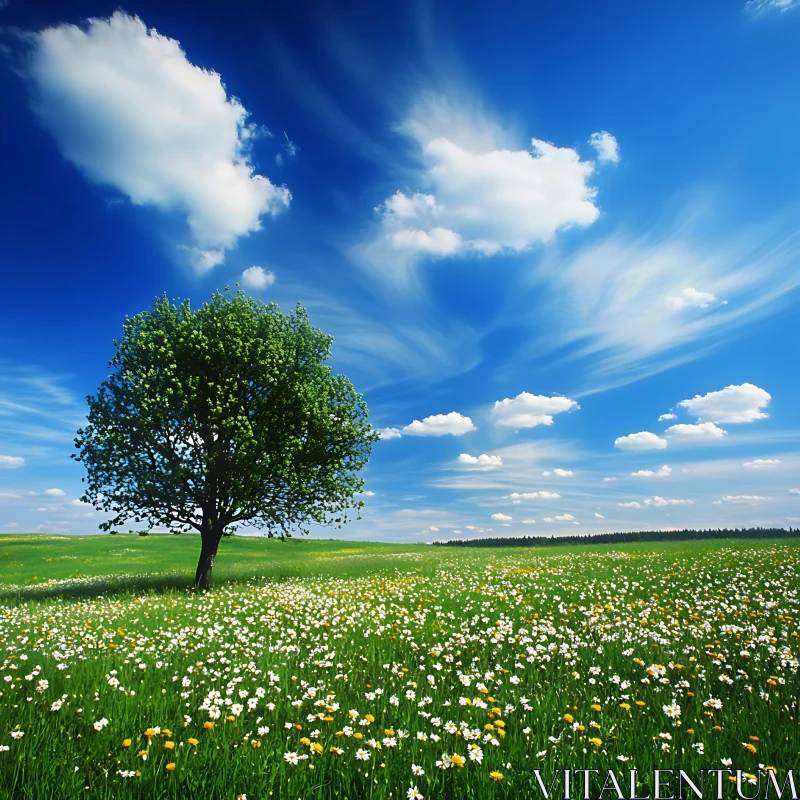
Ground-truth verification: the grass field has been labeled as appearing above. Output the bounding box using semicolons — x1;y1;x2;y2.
0;533;798;799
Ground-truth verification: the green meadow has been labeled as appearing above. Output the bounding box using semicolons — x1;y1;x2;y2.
0;534;798;799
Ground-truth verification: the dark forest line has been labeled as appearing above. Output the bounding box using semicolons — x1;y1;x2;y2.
432;527;799;548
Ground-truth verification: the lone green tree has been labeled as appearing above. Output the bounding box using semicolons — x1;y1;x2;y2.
73;290;378;588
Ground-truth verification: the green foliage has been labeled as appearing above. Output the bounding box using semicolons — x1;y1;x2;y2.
73;290;378;570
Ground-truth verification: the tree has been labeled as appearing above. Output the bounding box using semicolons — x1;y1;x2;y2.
73;290;379;588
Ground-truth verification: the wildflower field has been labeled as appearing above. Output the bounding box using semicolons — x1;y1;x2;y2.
0;535;798;799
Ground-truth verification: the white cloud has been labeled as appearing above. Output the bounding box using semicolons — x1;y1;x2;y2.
552;468;574;477
522;518;537;524
403;412;476;437
491;513;512;521
658;413;677;421
614;431;668;451
602;477;617;482
508;491;561;501
665;422;727;441
631;465;672;478
554;513;576;522
742;458;780;468
589;131;620;165
667;287;726;310
677;383;770;424
717;495;771;503
644;496;693;507
71;498;91;506
361;95;609;283
378;427;402;440
457;453;502;469
44;488;65;496
0;455;24;468
361;490;376;497
428;526;439;531
594;512;605;519
789;489;800;495
241;266;276;290
26;11;290;266
491;393;579;429
618;501;643;508
537;218;800;391
745;0;799;13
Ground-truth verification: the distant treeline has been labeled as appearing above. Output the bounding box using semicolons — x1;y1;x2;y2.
433;527;799;548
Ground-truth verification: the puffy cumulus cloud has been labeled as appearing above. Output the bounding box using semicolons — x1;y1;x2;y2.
507;491;561;501
522;518;537;524
457;453;502;469
614;431;667;451
667;287;727;310
361;490;376;497
491;513;512;521
360;96;610;283
378;427;402;440
677;383;770;424
644;496;693;507
376;139;600;260
542;468;574;477
491;393;579;429
665;422;727;441
403;412;476;437
716;494;771;503
618;501;643;508
594;512;605;519
241;266;275;290
44;488;65;496
631;465;672;478
25;11;290;268
743;458;780;468
543;513;578;524
658;413;677;421
0;455;24;468
589;131;620;165
71;499;91;506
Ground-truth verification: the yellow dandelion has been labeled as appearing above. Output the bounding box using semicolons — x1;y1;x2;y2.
122;739;132;748
203;721;214;730
188;738;199;747
490;771;504;781
563;713;574;723
589;737;602;747
166;763;176;772
164;741;175;750
591;704;601;712
450;754;465;767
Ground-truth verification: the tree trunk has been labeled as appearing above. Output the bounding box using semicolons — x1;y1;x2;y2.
195;518;223;589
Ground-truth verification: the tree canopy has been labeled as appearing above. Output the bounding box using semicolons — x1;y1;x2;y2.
73;290;378;587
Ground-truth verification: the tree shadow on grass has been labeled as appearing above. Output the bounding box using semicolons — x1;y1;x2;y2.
0;571;199;605
0;565;331;605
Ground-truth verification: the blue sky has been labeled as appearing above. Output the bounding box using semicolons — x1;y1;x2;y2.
0;0;799;541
